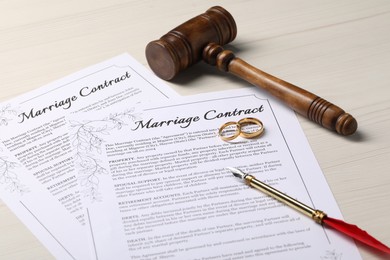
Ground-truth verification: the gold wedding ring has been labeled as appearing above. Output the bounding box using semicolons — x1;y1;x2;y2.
218;121;241;141
238;117;264;139
218;117;264;141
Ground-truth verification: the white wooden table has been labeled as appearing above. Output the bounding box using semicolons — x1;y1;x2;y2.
1;1;389;259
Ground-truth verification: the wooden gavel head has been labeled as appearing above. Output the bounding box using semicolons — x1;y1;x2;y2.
146;6;357;135
145;6;237;80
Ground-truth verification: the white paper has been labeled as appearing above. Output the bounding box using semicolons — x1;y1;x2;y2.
0;144;88;259
69;88;361;259
0;53;179;259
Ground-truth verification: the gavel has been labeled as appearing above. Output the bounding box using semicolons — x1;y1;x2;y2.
145;6;357;136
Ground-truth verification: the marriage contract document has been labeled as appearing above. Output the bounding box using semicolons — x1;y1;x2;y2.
0;53;178;259
69;88;361;259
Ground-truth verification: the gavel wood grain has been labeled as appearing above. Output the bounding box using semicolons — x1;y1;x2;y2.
146;6;357;136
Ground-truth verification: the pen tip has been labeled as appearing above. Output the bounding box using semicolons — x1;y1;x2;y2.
226;167;246;179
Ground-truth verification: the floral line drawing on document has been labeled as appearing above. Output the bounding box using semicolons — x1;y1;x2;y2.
0;156;29;194
0;104;18;126
70;108;140;202
321;249;342;260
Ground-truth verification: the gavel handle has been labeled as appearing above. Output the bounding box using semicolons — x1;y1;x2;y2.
203;43;357;136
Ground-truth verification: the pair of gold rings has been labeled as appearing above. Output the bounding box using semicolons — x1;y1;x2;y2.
219;117;264;141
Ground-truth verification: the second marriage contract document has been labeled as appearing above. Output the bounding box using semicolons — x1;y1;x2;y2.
68;88;361;260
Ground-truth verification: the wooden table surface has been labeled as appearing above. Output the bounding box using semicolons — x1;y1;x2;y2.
1;0;389;259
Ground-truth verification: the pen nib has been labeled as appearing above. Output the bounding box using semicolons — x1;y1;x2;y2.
226;167;247;179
